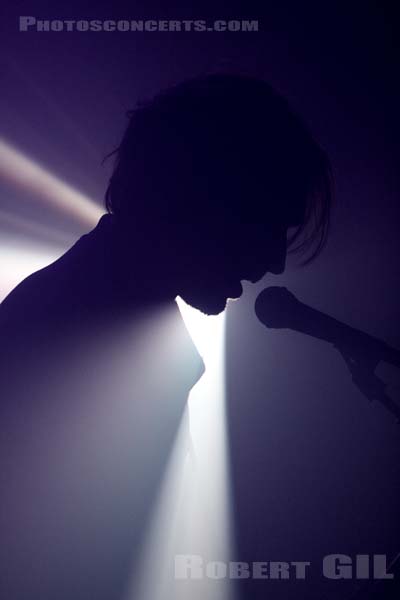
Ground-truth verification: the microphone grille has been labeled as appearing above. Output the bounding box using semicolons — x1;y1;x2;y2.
255;286;299;328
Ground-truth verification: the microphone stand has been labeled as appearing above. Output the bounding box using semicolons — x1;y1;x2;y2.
335;346;400;423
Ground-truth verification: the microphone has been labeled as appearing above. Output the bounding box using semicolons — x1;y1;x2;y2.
255;286;400;369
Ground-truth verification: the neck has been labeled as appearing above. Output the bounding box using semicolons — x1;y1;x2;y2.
84;214;183;306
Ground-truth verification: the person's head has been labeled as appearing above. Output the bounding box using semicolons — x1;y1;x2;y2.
105;73;332;314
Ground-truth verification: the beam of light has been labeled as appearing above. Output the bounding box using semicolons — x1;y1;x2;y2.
125;298;236;600
0;208;76;247
0;137;103;227
0;226;236;597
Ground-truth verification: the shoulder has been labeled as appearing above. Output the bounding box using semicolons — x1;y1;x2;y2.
0;229;97;330
0;260;61;323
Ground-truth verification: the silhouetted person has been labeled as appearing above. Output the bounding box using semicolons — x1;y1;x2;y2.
0;74;332;599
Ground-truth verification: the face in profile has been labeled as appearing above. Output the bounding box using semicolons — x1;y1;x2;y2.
177;222;290;316
105;75;331;309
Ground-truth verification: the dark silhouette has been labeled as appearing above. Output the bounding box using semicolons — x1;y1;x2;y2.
0;74;332;599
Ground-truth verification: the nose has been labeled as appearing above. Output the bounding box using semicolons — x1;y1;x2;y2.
243;249;286;282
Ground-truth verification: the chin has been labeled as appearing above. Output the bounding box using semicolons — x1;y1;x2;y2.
180;291;229;316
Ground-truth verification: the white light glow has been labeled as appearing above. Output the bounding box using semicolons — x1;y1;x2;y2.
0;232;236;598
0;137;103;226
126;298;235;600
